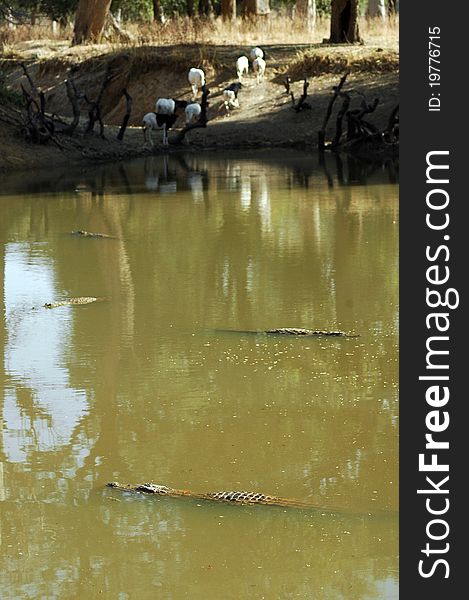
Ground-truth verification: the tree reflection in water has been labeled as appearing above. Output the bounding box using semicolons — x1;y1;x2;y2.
0;151;398;600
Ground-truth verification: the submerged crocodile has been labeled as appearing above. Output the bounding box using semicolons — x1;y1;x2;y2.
71;230;115;239
44;297;106;309
217;328;358;338
107;481;321;510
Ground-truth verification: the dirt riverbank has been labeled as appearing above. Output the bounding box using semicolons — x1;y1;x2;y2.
0;41;398;172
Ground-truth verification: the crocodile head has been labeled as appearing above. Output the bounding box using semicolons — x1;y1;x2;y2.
106;481;173;495
135;483;173;495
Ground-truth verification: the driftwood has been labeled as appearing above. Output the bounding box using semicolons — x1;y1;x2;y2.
10;59;132;149
291;79;311;112
20;81;62;147
318;74;398;158
63;74;81;135
331;92;351;149
21;85;38;133
345;94;379;141
317;72;349;150
83;71;112;138
117;88;132;141
17;63;68;148
20;62;39;97
20;63;51;143
172;85;210;145
383;104;399;143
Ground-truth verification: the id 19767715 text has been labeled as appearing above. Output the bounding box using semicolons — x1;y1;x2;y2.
428;26;441;112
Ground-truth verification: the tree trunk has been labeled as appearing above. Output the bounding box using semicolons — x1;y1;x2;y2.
221;0;236;21
30;5;38;25
72;0;112;45
295;0;316;32
153;0;164;22
186;0;195;17
329;0;362;44
198;0;214;17
366;0;385;19
242;0;270;16
242;0;256;15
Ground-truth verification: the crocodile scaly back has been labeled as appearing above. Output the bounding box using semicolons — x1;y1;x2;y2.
44;297;103;308
266;328;347;336
205;491;279;504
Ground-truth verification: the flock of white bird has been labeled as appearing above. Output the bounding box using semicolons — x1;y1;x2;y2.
142;46;266;147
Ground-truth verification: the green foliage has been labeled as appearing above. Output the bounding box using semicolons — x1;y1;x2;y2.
316;0;333;16
0;0;77;21
3;0;396;24
39;0;78;20
110;0;226;20
111;0;194;20
112;0;153;21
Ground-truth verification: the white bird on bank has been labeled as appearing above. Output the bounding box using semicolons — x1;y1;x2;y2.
252;57;266;83
188;67;205;100
185;103;202;125
236;56;249;80
250;47;264;61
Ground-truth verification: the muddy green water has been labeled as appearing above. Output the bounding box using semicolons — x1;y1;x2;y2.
0;152;398;599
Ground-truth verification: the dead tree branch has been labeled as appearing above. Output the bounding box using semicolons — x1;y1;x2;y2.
62;78;81;135
21;84;49;142
172;86;210;145
346;96;379;140
20;62;39;97
318;71;349;150
61;67;81;135
83;72;112;138
117;88;133;140
292;79;311;112
331;92;351;149
319;75;398;158
383;104;399;142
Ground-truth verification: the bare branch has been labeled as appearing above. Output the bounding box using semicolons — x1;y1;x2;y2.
117;89;133;141
317;71;349;150
172;86;210;145
20;62;39;97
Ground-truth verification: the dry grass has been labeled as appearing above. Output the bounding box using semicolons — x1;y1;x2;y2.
0;23;69;50
1;14;399;56
134;14;399;49
1;14;398;107
286;46;398;81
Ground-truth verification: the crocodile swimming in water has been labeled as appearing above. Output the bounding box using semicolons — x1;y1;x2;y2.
71;230;115;239
216;328;358;338
106;482;395;517
43;297;106;309
107;481;319;510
